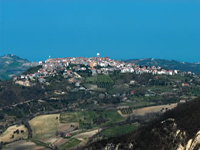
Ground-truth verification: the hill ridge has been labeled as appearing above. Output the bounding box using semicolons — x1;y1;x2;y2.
0;54;37;80
125;58;200;74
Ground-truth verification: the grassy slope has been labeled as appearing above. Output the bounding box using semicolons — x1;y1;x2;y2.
29;114;59;138
97;74;114;83
60;138;81;149
0;125;28;143
100;123;139;138
86;74;114;84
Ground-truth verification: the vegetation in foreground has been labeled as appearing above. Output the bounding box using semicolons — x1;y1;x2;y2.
85;97;200;150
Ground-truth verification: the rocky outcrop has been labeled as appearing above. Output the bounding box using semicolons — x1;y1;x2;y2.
15;80;33;87
85;118;200;150
182;131;200;150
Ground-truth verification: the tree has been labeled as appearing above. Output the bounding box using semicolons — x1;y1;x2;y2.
60;132;65;137
56;130;59;136
16;129;19;134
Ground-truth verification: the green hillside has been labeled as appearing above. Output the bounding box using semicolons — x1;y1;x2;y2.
125;58;200;74
0;54;37;80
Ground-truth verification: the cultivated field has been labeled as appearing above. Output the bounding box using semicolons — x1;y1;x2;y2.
59;138;81;149
3;140;49;150
85;76;97;83
5;111;124;149
73;129;100;139
132;103;177;116
100;123;139;138
0;125;28;143
57;129;100;149
29;114;59;138
60;110;124;128
58;122;79;133
119;103;178;117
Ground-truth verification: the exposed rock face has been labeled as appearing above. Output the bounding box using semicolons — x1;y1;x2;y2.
15;80;33;87
183;131;200;150
177;131;200;150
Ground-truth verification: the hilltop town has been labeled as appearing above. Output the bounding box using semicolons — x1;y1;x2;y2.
13;53;193;87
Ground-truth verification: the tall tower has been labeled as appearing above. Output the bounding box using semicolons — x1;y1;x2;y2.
49;55;51;60
96;53;100;62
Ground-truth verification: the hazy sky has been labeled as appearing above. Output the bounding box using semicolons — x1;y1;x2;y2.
0;0;200;62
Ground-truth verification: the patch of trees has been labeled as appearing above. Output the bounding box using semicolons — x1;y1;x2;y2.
0;98;71;122
120;108;132;115
81;122;92;129
149;79;167;86
160;96;179;104
97;75;114;89
93;116;109;125
23;65;42;75
0;80;45;107
99;97;121;104
97;82;113;89
13;129;24;134
24;121;32;138
133;87;146;96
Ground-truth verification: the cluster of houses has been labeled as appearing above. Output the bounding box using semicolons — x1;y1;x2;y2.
38;55;181;76
12;54;194;87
